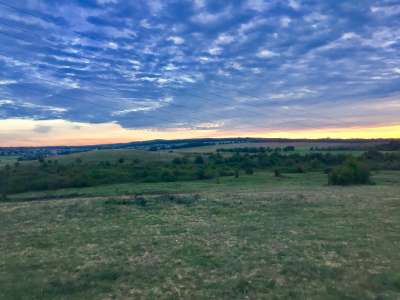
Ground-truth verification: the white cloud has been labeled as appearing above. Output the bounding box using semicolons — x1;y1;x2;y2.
269;88;315;100
167;36;185;45
0;99;15;106
5;100;68;113
191;7;232;24
227;62;243;71
371;5;400;16
163;63;179;71
238;17;267;36
97;0;118;4
257;49;279;58
304;12;328;23
128;60;141;70
216;33;235;45
288;0;300;10
193;0;206;9
52;55;90;64
177;75;197;83
0;80;17;85
147;0;164;15
341;32;359;40
112;96;173;115
107;42;119;49
280;16;291;28
245;0;270;12
208;46;223;56
140;19;152;29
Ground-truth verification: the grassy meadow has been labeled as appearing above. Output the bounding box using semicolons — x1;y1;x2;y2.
1;169;400;299
1;145;400;299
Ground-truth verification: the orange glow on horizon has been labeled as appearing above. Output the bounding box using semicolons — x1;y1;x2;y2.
0;118;399;147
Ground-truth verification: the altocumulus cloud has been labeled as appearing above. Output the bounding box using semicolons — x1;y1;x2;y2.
0;0;399;133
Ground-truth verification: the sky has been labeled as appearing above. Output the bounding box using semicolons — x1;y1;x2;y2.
0;0;400;146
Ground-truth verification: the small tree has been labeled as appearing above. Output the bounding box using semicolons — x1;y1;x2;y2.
328;160;371;186
194;155;204;164
245;167;254;175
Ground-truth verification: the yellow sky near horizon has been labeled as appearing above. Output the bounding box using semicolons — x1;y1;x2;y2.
0;118;399;147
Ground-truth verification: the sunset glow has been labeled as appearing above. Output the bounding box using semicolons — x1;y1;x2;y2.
1;118;399;147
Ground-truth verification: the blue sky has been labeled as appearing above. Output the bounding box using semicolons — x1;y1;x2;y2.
0;0;400;144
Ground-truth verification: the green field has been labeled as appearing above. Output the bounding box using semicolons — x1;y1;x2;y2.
1;170;400;299
172;142;369;154
50;149;180;164
0;156;18;167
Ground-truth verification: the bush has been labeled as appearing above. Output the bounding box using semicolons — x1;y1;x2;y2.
328;160;371;186
194;155;205;164
245;168;254;175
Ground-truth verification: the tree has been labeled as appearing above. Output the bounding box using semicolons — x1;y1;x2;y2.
194;155;204;164
328;160;371;186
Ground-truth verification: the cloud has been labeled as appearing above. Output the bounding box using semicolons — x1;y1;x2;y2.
0;0;399;139
0;99;15;106
147;0;164;15
167;36;185;45
111;96;173;115
106;42;119;49
215;33;235;45
245;0;271;12
288;0;300;10
208;46;223;55
371;4;400;16
257;49;279;58
280;16;291;28
191;6;232;24
33;125;52;134
97;0;118;5
0;80;17;85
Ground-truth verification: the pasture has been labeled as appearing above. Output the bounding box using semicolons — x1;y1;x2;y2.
1;170;400;299
1;145;400;299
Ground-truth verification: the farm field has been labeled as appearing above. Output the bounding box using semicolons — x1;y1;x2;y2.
172;141;375;154
51;149;180;164
1;170;400;299
0;156;18;168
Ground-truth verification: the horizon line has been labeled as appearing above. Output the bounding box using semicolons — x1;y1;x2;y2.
1;136;399;149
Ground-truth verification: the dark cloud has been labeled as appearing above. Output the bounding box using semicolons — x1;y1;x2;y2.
33;125;52;134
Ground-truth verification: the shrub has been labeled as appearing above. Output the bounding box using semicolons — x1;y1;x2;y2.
0;193;7;202
194;155;205;164
245;167;254;175
172;157;182;165
328;160;371;186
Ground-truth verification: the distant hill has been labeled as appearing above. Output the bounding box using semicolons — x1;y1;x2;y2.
1;137;398;160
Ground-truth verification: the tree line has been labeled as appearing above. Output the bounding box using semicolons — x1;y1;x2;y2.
0;149;399;196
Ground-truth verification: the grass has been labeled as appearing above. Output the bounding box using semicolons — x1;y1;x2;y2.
50;149;180;164
6;170;400;202
173;141;372;154
0;155;18;168
1;171;400;299
6;171;331;201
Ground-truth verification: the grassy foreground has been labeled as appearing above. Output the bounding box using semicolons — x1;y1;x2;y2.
1;172;400;299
